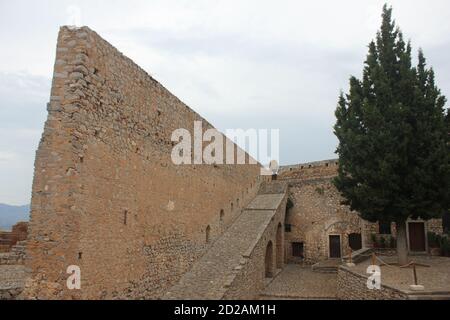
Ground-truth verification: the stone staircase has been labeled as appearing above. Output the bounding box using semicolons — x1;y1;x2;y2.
164;191;286;300
343;247;373;264
311;248;373;274
311;259;342;273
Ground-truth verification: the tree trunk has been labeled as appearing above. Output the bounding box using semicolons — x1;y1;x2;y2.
396;221;409;265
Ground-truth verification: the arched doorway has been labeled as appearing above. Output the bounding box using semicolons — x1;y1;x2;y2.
265;241;274;278
206;225;211;243
348;233;362;251
276;223;283;269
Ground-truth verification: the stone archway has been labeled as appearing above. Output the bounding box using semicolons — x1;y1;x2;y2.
265;241;274;278
276;223;283;269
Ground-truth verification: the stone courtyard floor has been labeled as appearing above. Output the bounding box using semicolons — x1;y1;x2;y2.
260;264;338;300
351;256;450;293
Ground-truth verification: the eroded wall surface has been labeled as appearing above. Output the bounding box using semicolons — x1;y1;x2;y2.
280;161;445;263
285;178;363;263
25;26;262;299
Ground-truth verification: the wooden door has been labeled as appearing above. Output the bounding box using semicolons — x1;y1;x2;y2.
329;235;341;258
409;222;426;252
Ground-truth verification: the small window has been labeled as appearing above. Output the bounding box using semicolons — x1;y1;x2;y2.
348;233;362;251
379;221;391;235
285;224;292;232
123;211;128;225
220;210;224;221
206;225;211;243
292;242;304;258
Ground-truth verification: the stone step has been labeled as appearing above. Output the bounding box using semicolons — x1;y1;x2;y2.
311;268;338;274
343;247;372;264
311;260;341;273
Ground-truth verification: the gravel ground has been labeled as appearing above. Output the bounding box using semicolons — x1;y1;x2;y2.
352;256;450;292
261;264;337;299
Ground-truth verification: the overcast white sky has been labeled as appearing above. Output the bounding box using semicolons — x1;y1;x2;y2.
0;0;449;205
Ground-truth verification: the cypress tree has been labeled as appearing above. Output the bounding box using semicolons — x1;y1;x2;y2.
334;4;450;264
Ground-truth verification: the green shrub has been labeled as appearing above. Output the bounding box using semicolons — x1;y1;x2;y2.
428;232;439;248
371;233;378;247
440;236;450;257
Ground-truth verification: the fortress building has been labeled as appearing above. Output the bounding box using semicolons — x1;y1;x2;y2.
4;27;444;300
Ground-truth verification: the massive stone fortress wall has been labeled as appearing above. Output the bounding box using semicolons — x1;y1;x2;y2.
25;26;264;299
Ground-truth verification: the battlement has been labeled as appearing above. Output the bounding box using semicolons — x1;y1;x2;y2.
278;159;339;181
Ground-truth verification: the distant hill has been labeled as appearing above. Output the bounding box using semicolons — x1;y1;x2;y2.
0;203;30;231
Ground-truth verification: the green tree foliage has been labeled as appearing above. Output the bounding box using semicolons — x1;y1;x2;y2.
334;5;449;230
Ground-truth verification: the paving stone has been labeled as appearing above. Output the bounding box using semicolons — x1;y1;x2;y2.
261;264;337;299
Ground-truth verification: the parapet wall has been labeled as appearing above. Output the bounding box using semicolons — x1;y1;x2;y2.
25;26;263;299
278;159;338;181
337;266;408;300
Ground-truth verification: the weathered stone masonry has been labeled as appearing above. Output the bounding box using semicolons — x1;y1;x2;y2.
20;26;447;301
278;160;444;263
164;183;288;300
24;26;266;299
